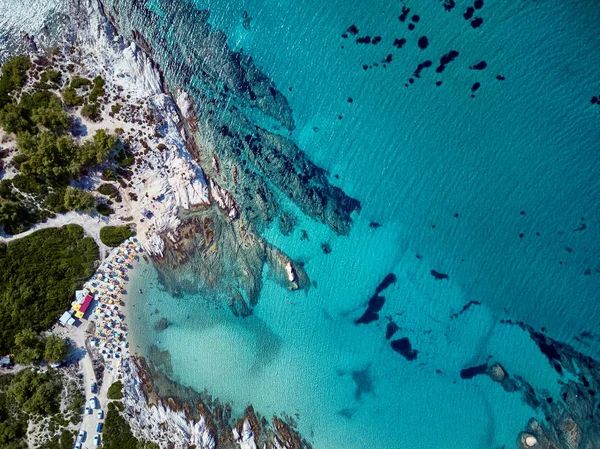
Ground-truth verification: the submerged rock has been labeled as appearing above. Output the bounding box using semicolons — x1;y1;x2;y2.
154;317;169;331
390;337;418;361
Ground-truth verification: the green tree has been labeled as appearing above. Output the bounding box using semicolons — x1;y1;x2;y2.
13;329;43;364
31;96;70;133
81;102;100;121
62;86;82;107
0;103;31;134
106;381;123;400
93;129;116;163
100;226;135;247
63;186;95;211
44;335;69;364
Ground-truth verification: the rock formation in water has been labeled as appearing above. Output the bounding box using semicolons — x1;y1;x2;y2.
88;0;360;314
488;323;600;449
122;357;312;449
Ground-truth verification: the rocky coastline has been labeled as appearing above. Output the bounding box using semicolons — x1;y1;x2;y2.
486;322;600;449
121;356;312;449
5;2;598;449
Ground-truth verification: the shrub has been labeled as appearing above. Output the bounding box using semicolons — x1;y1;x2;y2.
44;335;69;364
111;104;122;114
81;102;100;121
99;226;134;247
96;203;114;216
97;183;119;197
63;186;95;212
70;76;91;89
89;76;105;102
103;401;139;449
41;70;61;85
106;381;123;400
62;86;82;107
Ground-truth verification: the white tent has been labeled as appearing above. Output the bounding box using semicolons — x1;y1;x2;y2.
59;311;74;326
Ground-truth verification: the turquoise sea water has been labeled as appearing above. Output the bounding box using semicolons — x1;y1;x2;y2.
126;0;600;448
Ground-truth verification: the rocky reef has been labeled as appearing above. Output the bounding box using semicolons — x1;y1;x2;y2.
121;357;312;449
85;0;359;313
95;0;360;238
487;323;600;449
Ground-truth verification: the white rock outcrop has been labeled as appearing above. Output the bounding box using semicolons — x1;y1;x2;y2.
121;358;216;449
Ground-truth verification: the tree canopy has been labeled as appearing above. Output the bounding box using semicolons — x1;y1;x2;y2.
0;225;99;352
100;225;135;247
44;335;69;364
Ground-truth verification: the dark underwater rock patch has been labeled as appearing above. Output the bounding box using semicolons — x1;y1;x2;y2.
375;273;397;295
355;273;397;324
386;321;400;340
469;60;487;70
391;337;418;361
436;50;459;73
369;221;382;228
591;96;599;105
372;36;382;45
474;0;484;9
418;36;429;50
355;295;385;324
352;365;374;400
393;38;407;48
346;24;359;35
413;60;432;78
460;363;488;379
464;6;475;20
450;300;481;319
431;270;449;280
356;36;371;44
471;17;483;28
399;6;410;22
321;243;332;254
440;0;456;11
496;75;505;80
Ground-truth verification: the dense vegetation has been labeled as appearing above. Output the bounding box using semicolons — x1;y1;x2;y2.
0;225;99;352
0;370;79;449
0;369;66;449
100;225;135;247
103;401;140;449
0;55;118;235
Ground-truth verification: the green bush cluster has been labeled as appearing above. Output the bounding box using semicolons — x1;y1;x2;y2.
41;70;61;86
102;401;139;449
69;76;91;89
0;56;31;108
81;101;101;121
0;374;28;448
99;225;135;247
89;76;105;102
96;203;114;216
0;225;99;352
62;86;82;107
106;381;123;400
7;370;61;415
97;183;119;197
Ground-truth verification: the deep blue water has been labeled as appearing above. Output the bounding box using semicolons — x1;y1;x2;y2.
106;0;600;447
